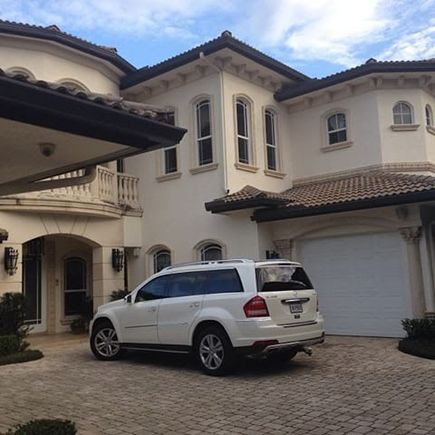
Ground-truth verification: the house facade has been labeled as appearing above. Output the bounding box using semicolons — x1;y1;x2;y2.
1;23;435;337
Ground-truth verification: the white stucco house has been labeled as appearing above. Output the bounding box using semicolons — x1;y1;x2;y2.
1;22;435;338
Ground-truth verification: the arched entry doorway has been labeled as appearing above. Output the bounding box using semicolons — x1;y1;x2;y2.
22;234;98;334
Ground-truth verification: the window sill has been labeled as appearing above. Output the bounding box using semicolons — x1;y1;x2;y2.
390;124;420;131
156;172;182;183
264;169;286;179
234;162;259;173
321;141;353;153
426;126;435;136
189;162;219;175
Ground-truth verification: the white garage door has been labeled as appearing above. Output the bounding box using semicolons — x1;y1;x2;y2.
299;232;411;337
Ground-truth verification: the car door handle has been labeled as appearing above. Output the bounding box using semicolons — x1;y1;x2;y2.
189;302;200;308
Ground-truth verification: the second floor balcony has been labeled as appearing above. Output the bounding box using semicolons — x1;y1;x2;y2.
0;165;142;218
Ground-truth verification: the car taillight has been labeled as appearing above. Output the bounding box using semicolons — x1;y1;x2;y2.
243;296;269;318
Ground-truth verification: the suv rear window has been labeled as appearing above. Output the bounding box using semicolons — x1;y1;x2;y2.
256;265;313;292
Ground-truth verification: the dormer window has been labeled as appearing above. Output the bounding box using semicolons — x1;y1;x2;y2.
393;102;413;125
327;113;347;145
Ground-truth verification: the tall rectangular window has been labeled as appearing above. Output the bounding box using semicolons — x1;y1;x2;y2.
265;110;277;171
196;100;213;166
236;99;250;164
163;111;178;174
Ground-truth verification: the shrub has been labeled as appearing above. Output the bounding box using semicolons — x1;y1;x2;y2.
401;318;435;340
0;292;29;337
0;335;21;357
70;317;87;334
110;288;130;301
7;418;76;435
0;350;43;366
398;338;435;360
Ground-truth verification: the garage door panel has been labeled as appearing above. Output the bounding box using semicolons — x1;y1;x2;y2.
300;232;410;337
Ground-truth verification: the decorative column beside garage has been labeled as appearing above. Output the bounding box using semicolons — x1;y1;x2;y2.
399;226;426;318
273;239;294;260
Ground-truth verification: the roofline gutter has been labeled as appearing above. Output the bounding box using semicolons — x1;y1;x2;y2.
252;189;435;222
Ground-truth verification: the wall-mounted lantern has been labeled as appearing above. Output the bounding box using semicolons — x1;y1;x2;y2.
4;247;19;275
265;250;280;259
112;249;124;272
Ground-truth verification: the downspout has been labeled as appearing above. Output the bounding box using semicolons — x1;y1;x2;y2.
199;52;229;194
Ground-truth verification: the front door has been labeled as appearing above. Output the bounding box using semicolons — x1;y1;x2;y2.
23;239;46;333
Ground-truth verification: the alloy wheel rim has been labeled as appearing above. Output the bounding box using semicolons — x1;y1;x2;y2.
94;327;120;357
199;333;224;370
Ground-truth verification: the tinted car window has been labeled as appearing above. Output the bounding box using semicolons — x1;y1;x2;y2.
205;269;243;294
256;266;313;292
135;276;168;302
166;272;206;298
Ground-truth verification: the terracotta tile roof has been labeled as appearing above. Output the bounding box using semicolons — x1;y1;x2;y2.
0;68;174;124
276;58;435;101
205;171;435;220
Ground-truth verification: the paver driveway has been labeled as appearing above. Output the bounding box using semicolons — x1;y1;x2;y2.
0;336;434;435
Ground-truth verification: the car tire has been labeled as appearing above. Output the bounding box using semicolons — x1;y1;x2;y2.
90;320;123;361
266;349;297;364
194;326;235;376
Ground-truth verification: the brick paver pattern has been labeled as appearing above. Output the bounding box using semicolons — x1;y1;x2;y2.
0;336;434;434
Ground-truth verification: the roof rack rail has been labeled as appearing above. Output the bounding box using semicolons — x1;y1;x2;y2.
163;259;253;271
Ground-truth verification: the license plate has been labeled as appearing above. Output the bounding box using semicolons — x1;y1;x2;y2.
290;302;303;313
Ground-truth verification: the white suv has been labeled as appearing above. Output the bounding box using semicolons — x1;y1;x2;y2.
90;259;325;375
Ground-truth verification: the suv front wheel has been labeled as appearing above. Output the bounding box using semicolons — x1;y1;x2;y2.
91;320;123;361
194;326;235;376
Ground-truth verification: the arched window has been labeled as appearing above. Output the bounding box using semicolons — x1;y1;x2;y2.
64;257;87;316
153;249;171;273
58;80;89;93
425;104;434;127
327;113;347;145
393;102;413;125
200;243;223;261
195;99;213;166
265;109;278;170
236;98;252;164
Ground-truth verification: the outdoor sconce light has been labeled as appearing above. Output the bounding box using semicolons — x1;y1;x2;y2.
4;247;19;276
266;250;280;259
112;249;124;272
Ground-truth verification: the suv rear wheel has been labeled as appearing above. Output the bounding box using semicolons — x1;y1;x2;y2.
194;326;235;376
91;320;123;361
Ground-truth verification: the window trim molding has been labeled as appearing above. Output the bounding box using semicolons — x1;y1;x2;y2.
262;105;285;175
6;66;35;80
233;94;256;167
146;244;173;276
57;78;90;93
392;100;415;126
193;239;226;261
425;104;434;127
190;94;216;169
321;108;351;150
156;106;181;179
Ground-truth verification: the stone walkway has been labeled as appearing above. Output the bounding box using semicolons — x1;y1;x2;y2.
0;336;434;434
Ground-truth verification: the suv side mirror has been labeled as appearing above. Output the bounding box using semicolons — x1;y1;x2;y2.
124;294;132;304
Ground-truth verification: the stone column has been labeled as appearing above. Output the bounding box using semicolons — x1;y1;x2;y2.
45;239;56;334
400;227;426;318
273;239;294;260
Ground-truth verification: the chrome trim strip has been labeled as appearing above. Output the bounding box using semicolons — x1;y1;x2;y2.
124;324;156;329
122;346;190;354
279;320;318;328
260;335;325;354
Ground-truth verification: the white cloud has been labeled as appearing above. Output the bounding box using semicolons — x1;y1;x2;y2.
380;21;435;60
238;0;394;66
0;0;232;38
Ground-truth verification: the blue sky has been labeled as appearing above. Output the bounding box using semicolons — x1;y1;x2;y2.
1;0;435;78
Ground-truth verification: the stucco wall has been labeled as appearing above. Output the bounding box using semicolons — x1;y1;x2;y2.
0;35;120;95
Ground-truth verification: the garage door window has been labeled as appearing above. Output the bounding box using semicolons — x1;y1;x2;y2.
256;266;313;291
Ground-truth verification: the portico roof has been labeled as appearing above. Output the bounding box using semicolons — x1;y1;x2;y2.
205;171;435;222
0;69;186;194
